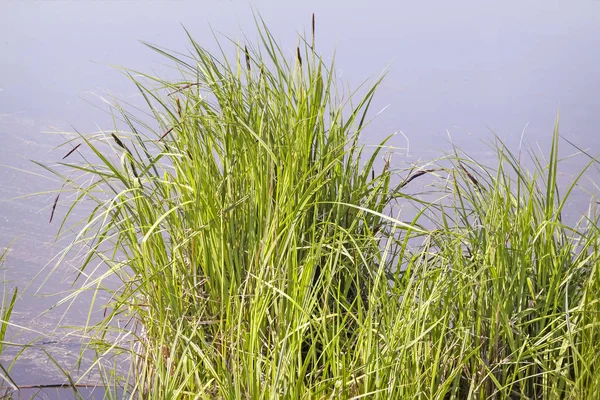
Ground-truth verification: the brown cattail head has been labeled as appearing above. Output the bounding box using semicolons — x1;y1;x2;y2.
311;13;315;50
297;47;302;67
244;45;251;72
111;133;126;150
175;97;182;117
459;162;481;190
49;193;60;223
400;169;439;188
130;160;139;178
62;143;81;160
159;127;174;142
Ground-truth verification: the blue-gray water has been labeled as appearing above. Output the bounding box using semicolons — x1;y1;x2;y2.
1;0;599;395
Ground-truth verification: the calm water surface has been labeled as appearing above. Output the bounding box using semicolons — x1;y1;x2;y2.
1;0;599;392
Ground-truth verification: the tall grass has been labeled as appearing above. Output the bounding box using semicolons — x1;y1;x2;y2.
0;248;18;395
42;18;599;399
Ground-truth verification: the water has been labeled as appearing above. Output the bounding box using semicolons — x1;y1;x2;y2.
1;0;599;394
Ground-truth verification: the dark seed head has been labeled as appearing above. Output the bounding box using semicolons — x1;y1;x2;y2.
111;133;126;150
159;127;174;142
459;162;481;190
49;193;60;223
62;143;81;160
175;97;182;117
400;169;438;188
297;47;302;67
244;45;251;72
312;13;315;49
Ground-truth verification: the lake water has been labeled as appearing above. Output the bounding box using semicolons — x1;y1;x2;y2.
1;0;600;395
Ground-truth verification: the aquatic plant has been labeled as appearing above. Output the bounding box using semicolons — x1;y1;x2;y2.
42;16;600;399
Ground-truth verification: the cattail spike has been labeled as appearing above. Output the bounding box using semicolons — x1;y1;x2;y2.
62;143;81;160
130;161;139;178
400;169;438;188
175;97;182;117
159;127;174;142
297;47;302;67
49;194;60;223
459;162;481;190
111;133;126;150
244;45;251;72
312;13;315;50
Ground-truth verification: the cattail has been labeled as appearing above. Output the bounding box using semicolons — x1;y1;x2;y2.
62;143;81;160
111;133;126;150
49;194;60;223
311;13;315;50
459;162;481;190
297;47;302;67
110;133;139;179
244;45;251;72
130;160;139;178
400;169;438;188
159;127;174;142
175;97;182;117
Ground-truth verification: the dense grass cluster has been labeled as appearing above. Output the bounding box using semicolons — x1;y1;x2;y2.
33;19;600;399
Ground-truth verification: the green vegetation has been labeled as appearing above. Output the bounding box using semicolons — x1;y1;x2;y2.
0;248;18;396
39;18;599;399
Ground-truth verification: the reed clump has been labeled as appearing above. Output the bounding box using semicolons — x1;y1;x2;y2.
44;18;600;399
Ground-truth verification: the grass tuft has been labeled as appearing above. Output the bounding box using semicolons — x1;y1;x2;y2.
40;18;600;399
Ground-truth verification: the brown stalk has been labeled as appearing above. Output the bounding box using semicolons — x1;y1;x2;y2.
61;143;81;160
167;82;201;97
49;194;60;223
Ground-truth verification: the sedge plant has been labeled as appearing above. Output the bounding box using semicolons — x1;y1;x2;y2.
39;16;599;399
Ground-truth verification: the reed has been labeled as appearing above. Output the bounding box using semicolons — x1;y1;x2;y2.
41;17;600;399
